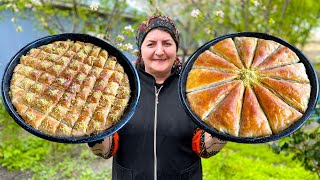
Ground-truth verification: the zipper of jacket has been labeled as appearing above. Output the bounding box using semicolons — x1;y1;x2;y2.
154;85;162;180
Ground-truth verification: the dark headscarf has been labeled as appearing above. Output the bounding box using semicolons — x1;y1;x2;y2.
135;15;182;73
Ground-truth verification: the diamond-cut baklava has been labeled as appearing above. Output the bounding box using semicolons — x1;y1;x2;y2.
186;37;311;137
10;40;131;137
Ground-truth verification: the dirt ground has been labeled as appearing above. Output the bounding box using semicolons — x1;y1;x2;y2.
0;166;32;180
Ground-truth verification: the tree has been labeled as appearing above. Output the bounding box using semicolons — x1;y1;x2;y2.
133;0;320;62
0;0;144;52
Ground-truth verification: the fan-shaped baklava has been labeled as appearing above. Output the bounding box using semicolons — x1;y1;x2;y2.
186;37;311;137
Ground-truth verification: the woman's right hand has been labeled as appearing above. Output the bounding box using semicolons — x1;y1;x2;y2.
87;132;119;159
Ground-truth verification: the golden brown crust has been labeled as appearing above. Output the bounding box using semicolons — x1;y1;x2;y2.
251;39;280;68
193;50;239;71
204;83;244;136
186;69;238;92
210;38;244;68
257;46;300;70
260;77;311;112
9;40;131;137
259;63;309;83
253;83;302;134
234;37;257;68
240;87;272;137
187;80;241;120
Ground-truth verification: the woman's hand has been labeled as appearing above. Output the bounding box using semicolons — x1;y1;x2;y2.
192;129;227;158
203;132;227;156
87;132;119;159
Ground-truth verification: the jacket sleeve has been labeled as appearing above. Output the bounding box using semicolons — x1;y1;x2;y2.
192;128;227;158
87;132;119;159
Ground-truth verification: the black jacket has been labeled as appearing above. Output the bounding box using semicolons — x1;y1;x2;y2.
112;67;202;180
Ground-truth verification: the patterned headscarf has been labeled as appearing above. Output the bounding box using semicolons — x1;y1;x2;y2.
135;15;182;73
136;15;180;51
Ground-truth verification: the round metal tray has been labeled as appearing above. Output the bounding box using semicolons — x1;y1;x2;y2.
1;33;140;143
179;32;319;143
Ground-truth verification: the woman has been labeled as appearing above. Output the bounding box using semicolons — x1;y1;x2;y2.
88;15;227;180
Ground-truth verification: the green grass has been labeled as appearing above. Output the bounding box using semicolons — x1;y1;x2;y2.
202;142;318;180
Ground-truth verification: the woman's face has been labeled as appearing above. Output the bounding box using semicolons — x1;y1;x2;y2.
141;29;177;77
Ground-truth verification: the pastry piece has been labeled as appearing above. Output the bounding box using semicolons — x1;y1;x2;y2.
240;87;272;137
187;80;241;119
204;83;245;136
193;50;239;72
38;116;60;135
22;108;46;129
251;39;280;68
260;77;311;112
259;63;309;83
253;83;302;134
9;40;131;138
256;46;300;70
186;69;238;92
234;37;257;68
55;122;72;137
210;38;244;68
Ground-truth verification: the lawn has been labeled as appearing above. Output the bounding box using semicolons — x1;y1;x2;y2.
202;142;318;180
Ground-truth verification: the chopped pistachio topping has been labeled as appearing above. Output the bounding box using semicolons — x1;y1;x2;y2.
52;65;61;71
83;65;90;71
23;93;33;103
48;89;59;96
76;74;85;81
54;105;63;113
31;84;43;92
93;91;101;99
48;54;57;61
75;121;86;131
40;61;52;68
71;113;78;119
70;61;78;68
37;98;49;107
239;68;259;87
59;124;69;133
97;109;106;115
97;80;104;86
57;78;67;84
26;112;36;121
66;69;73;75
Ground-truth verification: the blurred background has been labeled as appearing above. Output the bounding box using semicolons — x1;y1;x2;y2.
0;0;319;179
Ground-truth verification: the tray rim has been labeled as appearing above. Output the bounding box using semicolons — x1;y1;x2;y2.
1;33;141;143
178;32;319;143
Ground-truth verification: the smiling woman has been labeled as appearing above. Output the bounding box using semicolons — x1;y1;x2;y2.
141;28;177;84
88;14;227;180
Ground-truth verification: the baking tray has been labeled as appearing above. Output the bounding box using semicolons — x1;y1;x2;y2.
1;33;140;143
179;32;319;143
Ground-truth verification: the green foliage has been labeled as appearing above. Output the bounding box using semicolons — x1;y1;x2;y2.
141;0;320;62
203;142;318;180
0;0;142;53
0;136;49;171
271;118;320;177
